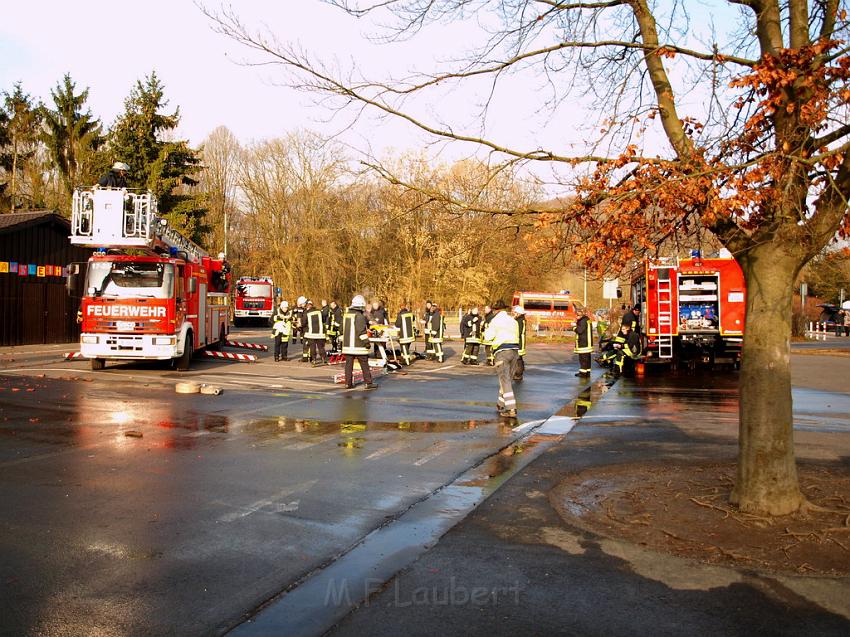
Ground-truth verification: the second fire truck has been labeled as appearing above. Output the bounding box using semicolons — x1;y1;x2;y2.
69;187;231;371
630;250;746;368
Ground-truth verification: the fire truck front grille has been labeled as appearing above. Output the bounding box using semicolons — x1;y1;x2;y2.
90;320;168;334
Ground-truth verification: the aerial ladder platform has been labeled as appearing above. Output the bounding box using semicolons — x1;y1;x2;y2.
70;187;207;262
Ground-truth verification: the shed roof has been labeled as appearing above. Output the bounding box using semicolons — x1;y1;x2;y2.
0;211;69;234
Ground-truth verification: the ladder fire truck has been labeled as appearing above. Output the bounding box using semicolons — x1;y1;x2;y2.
234;276;275;326
630;250;746;368
68;187;230;371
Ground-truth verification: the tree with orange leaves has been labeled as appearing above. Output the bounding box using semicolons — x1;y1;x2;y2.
207;1;850;516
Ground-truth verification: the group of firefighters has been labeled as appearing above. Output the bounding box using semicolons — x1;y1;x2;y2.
266;292;643;417
268;295;529;417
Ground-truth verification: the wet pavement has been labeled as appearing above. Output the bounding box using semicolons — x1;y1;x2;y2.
2;331;849;636
0;333;582;637
328;369;850;637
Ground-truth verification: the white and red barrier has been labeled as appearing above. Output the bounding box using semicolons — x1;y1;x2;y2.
223;340;268;351
204;350;257;363
63;352;84;360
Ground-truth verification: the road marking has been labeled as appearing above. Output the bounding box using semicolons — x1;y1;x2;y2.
365;440;409;460
217;481;317;523
280;433;338;451
536;416;577;435
413;440;451;466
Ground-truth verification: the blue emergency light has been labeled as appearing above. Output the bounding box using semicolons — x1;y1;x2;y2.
690;249;701;258
169;247;179;257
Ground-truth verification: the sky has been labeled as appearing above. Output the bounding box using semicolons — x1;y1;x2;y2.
2;1;734;164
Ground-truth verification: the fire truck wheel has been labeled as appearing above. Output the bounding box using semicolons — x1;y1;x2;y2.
91;358;105;371
175;332;193;372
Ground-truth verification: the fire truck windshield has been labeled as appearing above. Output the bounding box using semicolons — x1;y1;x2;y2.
85;261;175;299
237;283;271;297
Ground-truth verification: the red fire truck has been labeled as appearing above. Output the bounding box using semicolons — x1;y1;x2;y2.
233;276;275;326
68;188;230;371
630;251;746;367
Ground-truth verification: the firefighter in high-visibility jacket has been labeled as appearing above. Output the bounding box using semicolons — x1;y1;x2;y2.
421;300;433;357
341;295;378;389
512;306;527;381
293;296;307;359
303;300;328;366
483;300;520;418
574;307;594;377
481;304;496;365
326;300;343;353
394;304;416;365
611;322;642;375
426;303;445;363
459;307;482;365
271;300;293;362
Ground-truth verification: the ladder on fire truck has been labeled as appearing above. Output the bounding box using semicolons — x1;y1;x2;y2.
650;262;675;360
69;187;207;261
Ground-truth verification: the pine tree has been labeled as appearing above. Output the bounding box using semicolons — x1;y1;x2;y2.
2;83;42;211
41;74;103;202
109;72;207;243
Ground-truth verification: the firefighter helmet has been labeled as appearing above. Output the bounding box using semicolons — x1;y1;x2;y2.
296;295;307;306
513;305;525;315
351;294;366;308
112;161;130;172
280;300;289;309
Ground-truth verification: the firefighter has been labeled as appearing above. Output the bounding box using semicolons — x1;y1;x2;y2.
271;301;293;362
395;303;416;365
422;300;433;357
303;299;328;366
460;306;482;365
611;322;642;375
481;304;496;366
598;326;625;368
513;306;527;381
427;303;445;363
342;295;378;389
292;296;307;349
326;300;343;353
369;300;389;356
483;300;520;418
97;161;129;188
574;306;594;377
621;304;641;334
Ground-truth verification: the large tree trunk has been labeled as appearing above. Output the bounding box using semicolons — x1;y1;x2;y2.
732;247;804;515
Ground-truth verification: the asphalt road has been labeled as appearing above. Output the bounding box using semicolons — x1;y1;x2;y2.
0;330;580;637
1;331;848;636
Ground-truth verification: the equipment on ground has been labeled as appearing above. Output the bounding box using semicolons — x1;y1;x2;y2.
68;187;231;371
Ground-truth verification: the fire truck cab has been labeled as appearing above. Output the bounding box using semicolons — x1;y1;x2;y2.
68;188;230;371
233;276;275;326
631;250;745;367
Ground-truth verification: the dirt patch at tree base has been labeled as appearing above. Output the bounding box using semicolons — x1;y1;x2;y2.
551;463;850;576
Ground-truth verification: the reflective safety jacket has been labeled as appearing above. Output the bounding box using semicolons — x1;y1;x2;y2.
304;308;326;340
395;309;415;344
483;311;519;352
326;306;342;336
271;310;293;338
481;311;496;345
292;306;305;331
623;330;642;359
460;313;482;343
516;315;527;356
426;309;445;343
342;308;370;355
574;315;594;354
621;309;640;333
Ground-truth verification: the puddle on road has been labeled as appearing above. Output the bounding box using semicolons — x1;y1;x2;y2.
242;416;509;438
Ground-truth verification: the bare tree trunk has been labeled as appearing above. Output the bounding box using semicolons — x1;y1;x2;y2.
10;139;18;213
733;247;804;515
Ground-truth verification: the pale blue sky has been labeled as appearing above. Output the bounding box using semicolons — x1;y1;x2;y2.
2;0;738;164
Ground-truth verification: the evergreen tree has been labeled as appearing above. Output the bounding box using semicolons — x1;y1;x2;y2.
41;74;103;202
2;83;42;211
109;72;206;243
0;101;10;209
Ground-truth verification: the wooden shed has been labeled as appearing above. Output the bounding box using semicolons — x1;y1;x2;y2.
0;212;93;346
